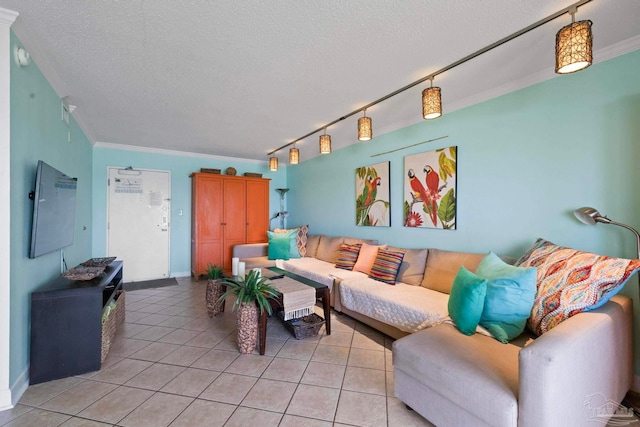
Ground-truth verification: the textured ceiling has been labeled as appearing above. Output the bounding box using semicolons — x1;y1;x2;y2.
4;1;640;162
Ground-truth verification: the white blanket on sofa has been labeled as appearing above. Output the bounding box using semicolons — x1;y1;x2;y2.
339;277;449;333
282;257;367;292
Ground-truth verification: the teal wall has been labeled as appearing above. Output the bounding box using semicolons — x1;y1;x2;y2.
91;148;287;276
288;49;640;371
9;33;94;386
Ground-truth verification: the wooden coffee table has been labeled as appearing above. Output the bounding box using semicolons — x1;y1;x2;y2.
258;267;331;355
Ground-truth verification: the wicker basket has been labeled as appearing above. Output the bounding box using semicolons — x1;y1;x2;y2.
101;305;117;363
283;313;325;340
115;290;126;327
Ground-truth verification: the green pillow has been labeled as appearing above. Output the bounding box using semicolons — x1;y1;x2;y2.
267;230;295;260
448;267;488;335
476;252;537;343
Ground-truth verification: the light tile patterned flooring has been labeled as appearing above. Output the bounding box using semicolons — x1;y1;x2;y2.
1;277;434;427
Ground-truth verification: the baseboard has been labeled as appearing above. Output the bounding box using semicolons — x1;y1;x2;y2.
170;271;191;278
0;388;12;411
9;366;28;407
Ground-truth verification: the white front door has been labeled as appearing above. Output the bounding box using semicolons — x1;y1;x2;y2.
107;167;171;282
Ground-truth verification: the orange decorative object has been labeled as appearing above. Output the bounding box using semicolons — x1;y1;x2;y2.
191;173;270;278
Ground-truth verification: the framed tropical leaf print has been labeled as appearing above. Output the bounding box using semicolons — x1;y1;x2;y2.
404;146;457;229
356;161;390;227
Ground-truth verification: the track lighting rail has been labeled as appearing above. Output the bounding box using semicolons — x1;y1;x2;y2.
268;0;593;157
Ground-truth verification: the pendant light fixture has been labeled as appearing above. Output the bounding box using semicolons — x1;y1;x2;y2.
555;8;593;74
358;109;372;141
269;155;278;171
289;144;299;164
319;128;331;154
422;77;442;120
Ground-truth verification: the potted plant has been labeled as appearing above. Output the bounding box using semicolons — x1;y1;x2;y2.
205;263;225;318
219;269;279;353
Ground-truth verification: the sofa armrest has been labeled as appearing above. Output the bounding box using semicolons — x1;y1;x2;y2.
233;243;268;259
518;295;633;427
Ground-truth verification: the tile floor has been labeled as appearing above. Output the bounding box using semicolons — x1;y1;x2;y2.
1;277;434;427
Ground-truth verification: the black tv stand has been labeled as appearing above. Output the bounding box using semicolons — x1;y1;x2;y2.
30;261;123;384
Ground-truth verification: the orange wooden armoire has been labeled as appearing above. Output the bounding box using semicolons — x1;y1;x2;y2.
191;172;270;277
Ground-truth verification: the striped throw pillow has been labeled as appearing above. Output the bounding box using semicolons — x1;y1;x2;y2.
335;243;362;270
369;249;405;284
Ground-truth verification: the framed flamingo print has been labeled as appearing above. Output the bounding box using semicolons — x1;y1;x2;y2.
404;146;457;229
356;161;390;226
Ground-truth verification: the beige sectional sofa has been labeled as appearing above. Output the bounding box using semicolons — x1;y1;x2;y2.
232;234;633;427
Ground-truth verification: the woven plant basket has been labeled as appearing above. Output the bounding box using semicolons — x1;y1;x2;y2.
115;290;126;326
206;279;225;318
236;302;259;354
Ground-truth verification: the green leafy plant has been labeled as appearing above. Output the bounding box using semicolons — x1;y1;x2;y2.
206;263;224;280
219;270;279;315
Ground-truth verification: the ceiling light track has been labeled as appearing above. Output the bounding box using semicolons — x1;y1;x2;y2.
267;0;593;157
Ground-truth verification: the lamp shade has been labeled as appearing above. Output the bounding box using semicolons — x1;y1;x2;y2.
269;156;278;171
358;116;372;141
422;86;442;120
574;207;607;225
555;20;593;74
319;134;331;154
289;147;299;164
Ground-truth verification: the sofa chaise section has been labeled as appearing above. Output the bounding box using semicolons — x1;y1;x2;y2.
392;294;633;427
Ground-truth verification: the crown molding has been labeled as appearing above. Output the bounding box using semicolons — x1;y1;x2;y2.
0;8;18;27
94;141;269;165
375;36;640;139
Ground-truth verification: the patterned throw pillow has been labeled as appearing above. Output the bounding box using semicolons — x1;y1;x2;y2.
274;225;309;257
369;249;405;284
516;238;640;335
335;243;362;270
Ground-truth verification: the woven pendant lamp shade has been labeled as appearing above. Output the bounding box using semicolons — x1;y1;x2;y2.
422;86;442;120
555;20;593;74
319;134;331;154
358;116;372;141
289;147;299;164
269;156;278;171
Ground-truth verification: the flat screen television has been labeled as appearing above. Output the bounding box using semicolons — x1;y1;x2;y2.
29;160;78;259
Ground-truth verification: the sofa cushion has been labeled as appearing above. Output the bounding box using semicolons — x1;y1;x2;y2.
353;243;387;274
421;249;485;294
335;243;362;270
267;230;295;260
369;248;405;284
315;235;345;263
448;267;488;335
305;234;321;258
516;238;640;335
388;247;428;286
340;277;449;333
392;323;519;427
476;252;537;343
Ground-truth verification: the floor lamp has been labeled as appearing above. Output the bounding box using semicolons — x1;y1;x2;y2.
574;207;640;260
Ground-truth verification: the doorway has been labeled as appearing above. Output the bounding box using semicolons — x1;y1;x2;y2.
107;167;171;282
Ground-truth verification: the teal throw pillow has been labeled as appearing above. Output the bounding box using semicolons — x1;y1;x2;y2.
448;267;488;335
476;252;537;343
288;230;302;259
267;230;295;260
